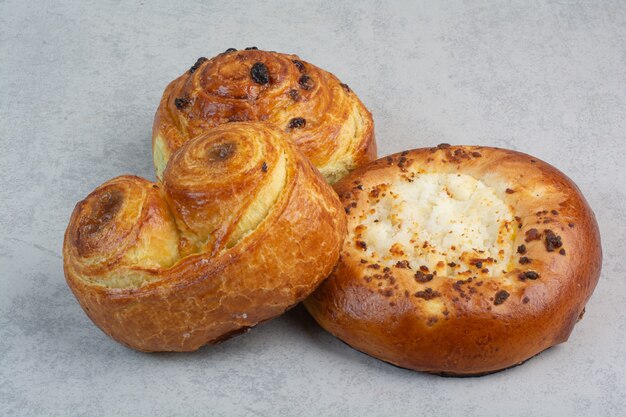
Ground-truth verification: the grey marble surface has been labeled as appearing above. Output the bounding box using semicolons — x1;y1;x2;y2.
1;1;625;416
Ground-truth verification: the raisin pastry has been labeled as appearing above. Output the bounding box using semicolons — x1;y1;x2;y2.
63;122;346;352
304;144;601;375
152;48;376;184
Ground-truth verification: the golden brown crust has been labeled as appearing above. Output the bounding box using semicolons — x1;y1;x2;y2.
304;145;602;375
64;123;346;352
152;49;376;183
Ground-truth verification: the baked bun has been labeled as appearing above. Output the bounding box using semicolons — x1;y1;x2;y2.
63;122;346;352
305;144;601;375
152;48;376;184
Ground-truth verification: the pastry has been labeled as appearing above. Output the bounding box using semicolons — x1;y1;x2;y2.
63;122;346;351
152;48;376;183
304;144;602;375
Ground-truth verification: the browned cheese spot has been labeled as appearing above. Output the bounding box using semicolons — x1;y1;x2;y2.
414;271;434;283
544;229;563;252
414;288;440;300
525;228;541;242
395;260;410;269
518;271;540;281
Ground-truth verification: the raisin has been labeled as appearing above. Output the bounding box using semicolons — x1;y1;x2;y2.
340;83;351;93
517;244;527;254
288;117;306;129
494;290;509;305
289;89;300;101
298;75;314;90
261;162;268;172
227;114;248;123
250;62;270;84
245;46;258;50
189;57;207;73
174;97;191;109
292;60;305;72
224;48;237;53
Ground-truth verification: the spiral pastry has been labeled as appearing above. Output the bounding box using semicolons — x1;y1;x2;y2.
152;48;376;184
63;123;346;351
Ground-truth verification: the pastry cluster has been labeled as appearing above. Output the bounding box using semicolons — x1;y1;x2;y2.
64;49;601;375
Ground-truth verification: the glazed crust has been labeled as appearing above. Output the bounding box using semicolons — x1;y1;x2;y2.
152;48;376;183
304;144;602;375
64;123;346;352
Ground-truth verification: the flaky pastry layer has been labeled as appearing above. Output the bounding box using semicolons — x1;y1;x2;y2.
64;123;346;351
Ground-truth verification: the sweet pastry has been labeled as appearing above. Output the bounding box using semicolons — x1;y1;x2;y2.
63;122;346;352
152;48;376;183
304;144;602;375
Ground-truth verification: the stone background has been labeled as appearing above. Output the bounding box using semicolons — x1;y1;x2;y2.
1;1;625;416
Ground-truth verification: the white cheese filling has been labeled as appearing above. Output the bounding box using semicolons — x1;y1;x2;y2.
359;173;515;277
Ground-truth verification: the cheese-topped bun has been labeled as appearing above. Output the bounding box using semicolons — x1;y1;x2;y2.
304;144;602;375
63;122;346;352
152;48;376;184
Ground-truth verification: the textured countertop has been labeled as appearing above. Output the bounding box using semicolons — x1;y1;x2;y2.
1;1;625;416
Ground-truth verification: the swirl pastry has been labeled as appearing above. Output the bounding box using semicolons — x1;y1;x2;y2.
152;48;376;184
304;145;602;375
63;123;346;351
